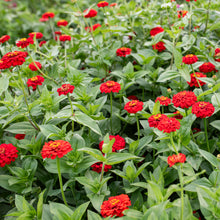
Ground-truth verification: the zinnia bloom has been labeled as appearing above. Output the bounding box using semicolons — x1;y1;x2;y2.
116;47;132;57
152;41;166;52
172;91;197;109
100;81;121;93
187;72;206;87
29;32;43;39
0;35;10;44
91;162;112;173
55;31;62;35
39;41;46;47
150;27;164;37
157;117;180;133
29;61;42;71
97;1;109;7
110;3;117;7
155;96;171;106
39;17;49;22
57;20;68;27
42;12;55;19
148;114;168;128
167;153;186;167
59;35;71;41
85;23;101;32
0;143;18;167
15;134;25;140
199;62;217;73
214;48;220;62
177;10;188;18
41;140;72;159
16;37;34;48
124;100;143;114
57;84;75;96
84;9;98;18
182;54;198;64
101;194;131;218
127;95;138;100
173;111;183;119
192;101;215;118
27;75;45;91
99;135;126;152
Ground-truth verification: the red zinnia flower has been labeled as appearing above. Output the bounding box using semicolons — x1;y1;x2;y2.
124;100;143;114
29;32;43;39
0;143;18;167
42;12;55;19
214;48;220;62
16;37;34;48
41;140;72;159
182;54;198;64
15;134;25;140
157;117;180;133
148;114;168;128
101;194;131;218
177;10;188;18
29;61;42;71
85;23;101;32
55;31;62;35
173;111;183;119
127;95;138;100
110;3;117;7
97;1;109;7
99;135;126;152
57;84;75;96
186;0;197;1
0;35;10;44
100;81;121;93
172;91;197;109
27;75;45;91
84;9;98;18
91;162;112;173
39;17;49;22
57;20;68;27
167;153;186;167
199;62;217;73
152;41;166;52
192;101;215;118
150;27;164;37
116;47;132;57
187;72;206;87
155;96;171;106
59;35;71;41
39;41;46;47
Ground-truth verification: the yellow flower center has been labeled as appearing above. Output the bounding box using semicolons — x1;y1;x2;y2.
0;147;5;154
129;100;138;106
61;85;69;92
7;52;19;57
153;114;162;120
186;54;194;58
110;199;120;205
106;82;115;87
20;38;27;42
159;96;167;101
198;102;207;108
49;142;61;148
31;76;38;81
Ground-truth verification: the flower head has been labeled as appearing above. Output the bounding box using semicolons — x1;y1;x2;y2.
42;12;55;19
57;84;75;96
192;101;215;118
27;75;44;91
29;61;42;71
152;41;166;52
172;91;197;109
100;81;121;93
150;27;164;37
148;114;169;128
127;95;138;100
187;72;206;87
84;9;97;18
16;37;34;48
173;111;183;119
167;153;186;167
91;162;112;173
97;1;109;7
124;100;143;114
155;96;171;106
85;23;101;32
177;10;188;18
182;54;198;64
199;62;217;73
101;194;131;218
59;35;71;41
41;140;72;159
116;47;132;57
15;134;25;140
157;117;180;133
29;32;43;39
214;48;220;62
39;41;46;47
110;3;117;7
57;20;68;27
0;35;10;44
0;143;18;167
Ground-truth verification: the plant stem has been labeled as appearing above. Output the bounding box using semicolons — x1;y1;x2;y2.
204;118;210;152
136;114;140;141
189;2;192;36
170;132;178;154
110;92;113;134
204;0;212;34
100;162;105;182
56;157;68;206
64;42;67;68
67;94;74;133
178;165;184;220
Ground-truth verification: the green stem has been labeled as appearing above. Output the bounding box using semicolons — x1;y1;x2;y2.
110;92;113;134
204;118;210;152
185;108;188;117
136;114;140;141
170;133;178;154
56;157;68;206
64;42;67;68
190;64;202;91
189;2;192;36
204;0;212;34
67;94;74;133
100;161;105;182
178;165;184;220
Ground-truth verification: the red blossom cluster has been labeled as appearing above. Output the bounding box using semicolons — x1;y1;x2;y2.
91;162;112;173
116;47;132;57
124;100;143;114
97;1;109;7
167;153;186;167
85;23;101;32
27;75;45;91
57;20;68;27
57;84;75;96
155;96;171;106
148;114;168;128
192;101;215;118
157;117;181;133
0;35;10;44
29;32;43;39
199;62;217;73
187;72;206;87
182;54;198;64
84;9;97;18
150;27;164;37
152;41;166;52
40;12;55;22
15;134;25;140
0;143;18;167
29;61;42;71
100;81;121;93
214;48;220;62
59;35;71;41
177;10;188;18
16;37;34;48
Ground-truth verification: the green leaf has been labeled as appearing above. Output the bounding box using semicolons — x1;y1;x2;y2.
75;177;99;193
123;209;143;219
0;75;9;96
78;148;106;162
147;181;164;206
87;210;102;220
70;201;90;220
4;122;36;134
210;120;220;131
106;153;141;165
37;190;46;220
198;149;220;169
39;124;62;140
152;101;161;115
157;70;179;82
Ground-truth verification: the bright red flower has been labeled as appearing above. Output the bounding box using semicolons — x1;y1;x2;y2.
29;32;43;39
41;140;72;159
100;81;121;93
172;91;197;109
39;41;46;47
157;117;180;133
15;134;25;140
173;111;183;119
152;41;166;52
150;27;164;37
85;23;101;32
29;61;42;71
97;1;109;7
148;114;169;128
42;12;55;19
178;10;188;18
155;96;171;106
57;20;68;27
186;0;197;1
214;48;220;62
91;162;112;173
59;35;71;41
16;37;34;48
182;54;198;64
110;3;117;7
187;72;206;87
124;100;143;114
57;84;75;96
192;101;215;118
0;35;10;44
27;75;45;91
55;31;62;35
84;9;98;18
101;194;131;218
99;135;126;152
167;153;186;167
0;143;18;167
199;62;217;73
116;47;132;57
39;17;49;22
127;95;138;100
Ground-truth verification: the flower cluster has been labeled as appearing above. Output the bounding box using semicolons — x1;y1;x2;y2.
150;27;164;36
40;12;55;21
100;81;121;93
187;72;206;87
124;100;143;114
27;75;45;91
152;41;166;52
15;134;25;140
177;10;188;18
57;20;68;27
91;162;112;173
85;23;101;32
214;48;220;62
59;35;71;42
199;62;217;73
167;153;186;167
148;114;168;128
0;143;18;167
157;117;180;133
29;61;42;71
192;101;215;118
57;84;75;96
0;35;10;44
182;54;198;64
97;1;109;7
16;37;34;48
116;47;132;57
155;96;171;106
84;9;97;18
